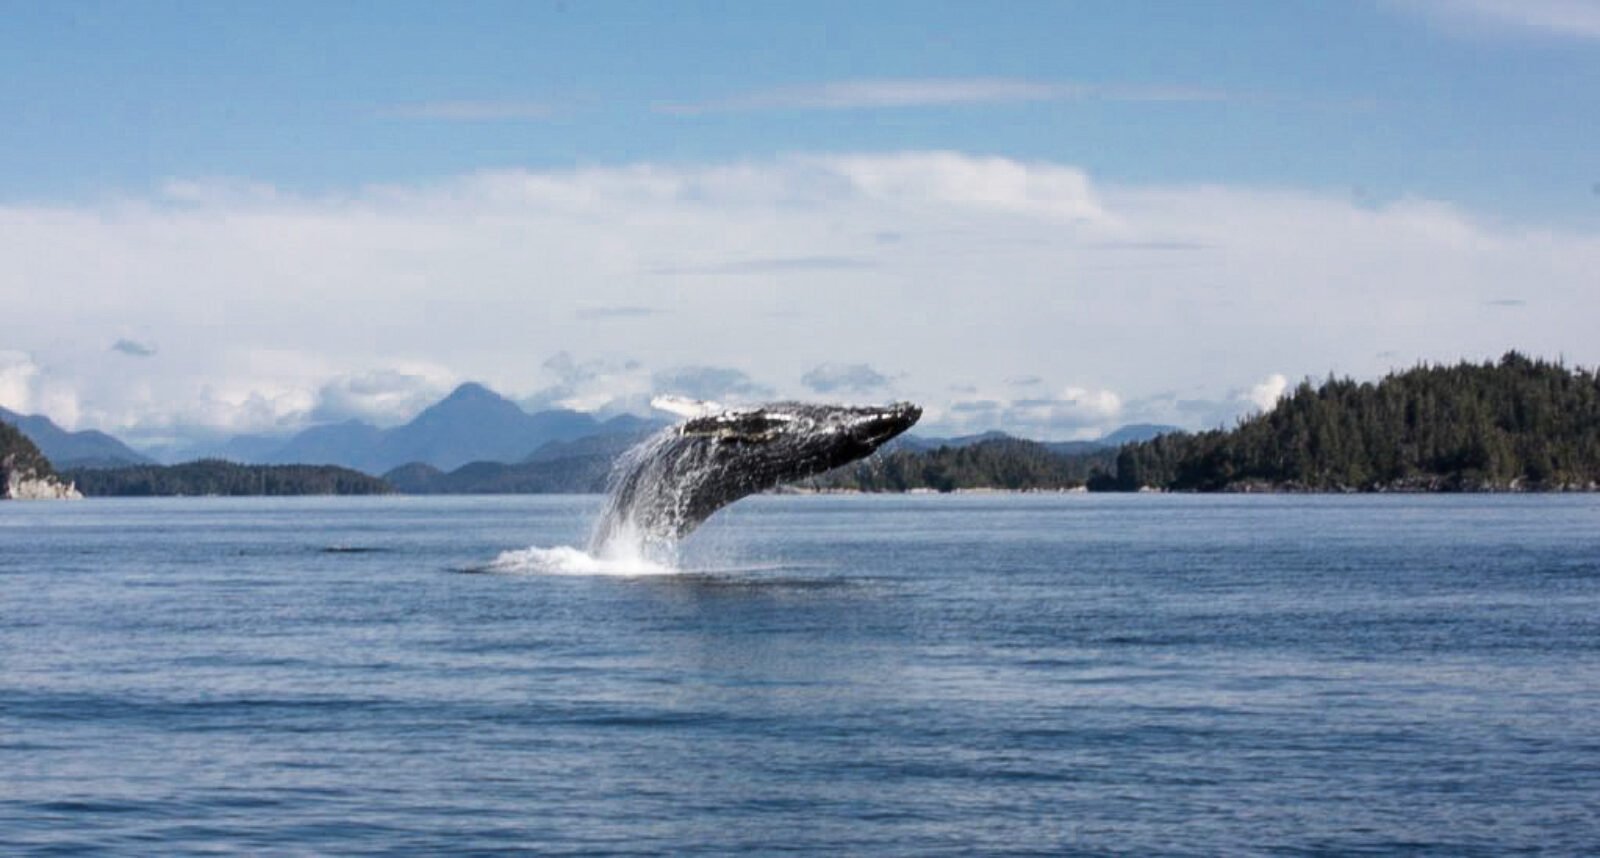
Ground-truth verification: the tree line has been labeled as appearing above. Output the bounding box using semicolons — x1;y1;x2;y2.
65;460;393;497
1101;352;1600;492
806;438;1118;492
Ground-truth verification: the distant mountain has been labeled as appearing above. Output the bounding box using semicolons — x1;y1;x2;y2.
898;424;1183;456
261;420;385;469
1040;440;1108;456
383;453;616;495
372;383;554;471
1098;423;1182;446
200;383;660;475
0;407;152;469
385;419;664;494
204;433;291;464
522;423;661;463
893;430;1014;452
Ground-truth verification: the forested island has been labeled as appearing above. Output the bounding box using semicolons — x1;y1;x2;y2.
1099;352;1600;492
805;438;1118;493
64;460;392;497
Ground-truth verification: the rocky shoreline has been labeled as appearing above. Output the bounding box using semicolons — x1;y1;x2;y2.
4;470;82;499
2;457;81;500
1;423;84;500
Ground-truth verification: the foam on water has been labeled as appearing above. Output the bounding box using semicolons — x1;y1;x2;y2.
487;544;679;577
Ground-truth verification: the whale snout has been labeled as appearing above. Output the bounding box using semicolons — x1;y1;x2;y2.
852;402;922;447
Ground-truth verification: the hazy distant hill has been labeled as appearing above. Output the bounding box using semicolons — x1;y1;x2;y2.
384;426;660;494
383;454;616;495
1097;423;1181;446
896;424;1180;456
260;419;387;468
0;407;151;469
203;383;664;474
892;430;1012;452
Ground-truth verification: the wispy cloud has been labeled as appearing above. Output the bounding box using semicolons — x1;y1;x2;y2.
1404;0;1600;40
654;77;1230;115
110;338;157;358
647;256;876;276
379;100;555;121
652;366;774;403
802;363;892;395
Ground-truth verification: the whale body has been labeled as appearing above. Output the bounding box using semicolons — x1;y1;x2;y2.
591;400;921;550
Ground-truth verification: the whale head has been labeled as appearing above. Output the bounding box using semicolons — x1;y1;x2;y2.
680;401;922;475
594;400;921;548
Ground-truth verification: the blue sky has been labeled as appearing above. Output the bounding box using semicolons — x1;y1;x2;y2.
6;1;1597;215
2;1;1598;444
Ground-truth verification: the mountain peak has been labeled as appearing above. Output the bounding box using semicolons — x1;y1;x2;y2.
440;382;503;405
0;406;152;468
416;382;527;424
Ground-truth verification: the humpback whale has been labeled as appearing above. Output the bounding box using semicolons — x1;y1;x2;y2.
591;399;921;550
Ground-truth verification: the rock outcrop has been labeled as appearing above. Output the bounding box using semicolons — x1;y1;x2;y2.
1;421;82;500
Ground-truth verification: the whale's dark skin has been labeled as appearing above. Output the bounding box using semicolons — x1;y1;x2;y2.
592;401;921;548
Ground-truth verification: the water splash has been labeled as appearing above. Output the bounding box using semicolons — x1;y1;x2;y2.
483;428;693;578
588;426;706;557
486;545;677;577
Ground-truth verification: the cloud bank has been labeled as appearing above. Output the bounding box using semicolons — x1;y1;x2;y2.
3;151;1598;445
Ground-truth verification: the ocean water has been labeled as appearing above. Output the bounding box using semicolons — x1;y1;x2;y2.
2;494;1598;855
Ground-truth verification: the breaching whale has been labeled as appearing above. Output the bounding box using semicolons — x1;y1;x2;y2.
591;399;921;550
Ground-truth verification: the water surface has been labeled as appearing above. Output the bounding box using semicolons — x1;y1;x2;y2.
3;494;1598;854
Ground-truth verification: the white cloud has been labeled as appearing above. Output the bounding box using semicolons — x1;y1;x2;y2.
0;351;81;427
3;151;1599;444
933;386;1125;440
1404;0;1600;40
522;353;651;414
823;151;1107;221
655;78;1230;114
0;351;40;413
1247;374;1290;413
311;366;457;426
